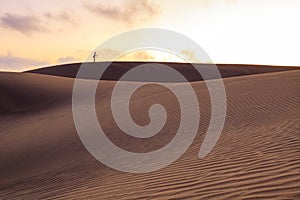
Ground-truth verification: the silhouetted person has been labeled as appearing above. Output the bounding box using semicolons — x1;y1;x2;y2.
93;52;97;63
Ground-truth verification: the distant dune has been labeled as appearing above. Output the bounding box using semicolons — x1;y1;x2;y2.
26;62;298;81
0;62;299;199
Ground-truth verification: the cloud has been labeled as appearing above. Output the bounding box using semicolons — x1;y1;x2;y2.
119;51;155;61
85;0;160;25
0;13;47;35
0;53;49;72
44;11;76;24
180;49;202;63
96;48;155;61
57;56;78;63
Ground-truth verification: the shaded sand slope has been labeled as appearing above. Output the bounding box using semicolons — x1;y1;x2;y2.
0;72;72;114
27;62;298;82
0;68;299;199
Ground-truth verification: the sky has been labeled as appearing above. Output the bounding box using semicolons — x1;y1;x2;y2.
0;0;300;71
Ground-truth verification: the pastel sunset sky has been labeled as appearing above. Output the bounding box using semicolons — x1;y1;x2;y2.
0;0;299;71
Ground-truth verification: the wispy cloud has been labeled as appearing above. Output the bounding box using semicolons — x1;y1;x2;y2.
119;51;155;61
0;53;49;72
85;0;160;25
180;49;202;63
0;13;47;35
95;48;155;61
44;11;76;24
57;56;78;64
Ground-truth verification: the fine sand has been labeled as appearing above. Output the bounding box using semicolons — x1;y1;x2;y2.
0;63;299;199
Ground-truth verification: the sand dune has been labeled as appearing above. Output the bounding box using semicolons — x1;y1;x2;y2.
27;62;298;81
0;63;299;199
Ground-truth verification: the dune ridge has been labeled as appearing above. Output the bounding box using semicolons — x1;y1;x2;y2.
26;62;298;81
